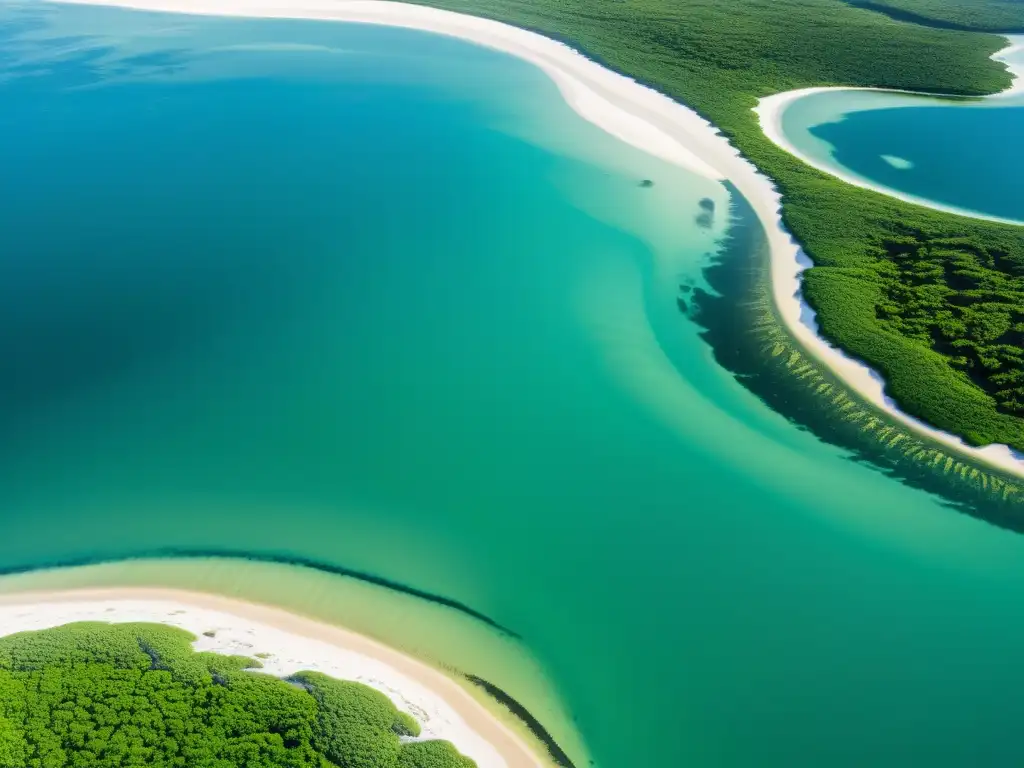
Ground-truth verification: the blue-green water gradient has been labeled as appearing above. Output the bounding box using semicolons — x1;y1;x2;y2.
6;5;1024;768
779;79;1024;221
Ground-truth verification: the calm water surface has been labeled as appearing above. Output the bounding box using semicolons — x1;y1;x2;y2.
778;45;1024;223
6;4;1024;767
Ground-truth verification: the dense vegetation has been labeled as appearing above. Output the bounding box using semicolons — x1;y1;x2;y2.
0;623;475;768
411;0;1024;452
846;0;1024;32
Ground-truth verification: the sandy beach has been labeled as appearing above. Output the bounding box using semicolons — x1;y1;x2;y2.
755;82;1024;226
0;587;544;768
756;33;1024;184
46;0;1024;479
57;0;723;182
752;34;1024;476
994;35;1024;98
752;35;1024;227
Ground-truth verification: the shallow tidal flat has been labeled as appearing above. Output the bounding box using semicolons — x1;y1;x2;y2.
8;4;1024;767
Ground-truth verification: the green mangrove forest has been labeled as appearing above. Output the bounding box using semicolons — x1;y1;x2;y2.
411;0;1024;453
0;623;475;768
846;0;1024;33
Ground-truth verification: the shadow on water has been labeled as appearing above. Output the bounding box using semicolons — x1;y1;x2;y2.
466;675;577;768
0;548;521;637
689;181;1024;530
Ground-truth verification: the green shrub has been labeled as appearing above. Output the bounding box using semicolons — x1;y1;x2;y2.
398;741;476;768
393;711;422;738
293;671;407;767
0;624;476;768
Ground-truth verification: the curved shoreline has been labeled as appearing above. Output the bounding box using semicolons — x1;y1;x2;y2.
753;35;1024;227
995;35;1024;98
47;0;1024;480
753;34;1024;477
0;546;520;638
755;85;1024;226
0;587;545;768
50;0;724;182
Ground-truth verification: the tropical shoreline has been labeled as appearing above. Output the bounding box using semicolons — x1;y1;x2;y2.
47;0;1024;479
754;84;1024;226
995;35;1024;97
752;34;1024;476
0;587;544;768
753;35;1024;226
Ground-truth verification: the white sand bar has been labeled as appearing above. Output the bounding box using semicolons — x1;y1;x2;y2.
47;0;1024;478
0;588;543;768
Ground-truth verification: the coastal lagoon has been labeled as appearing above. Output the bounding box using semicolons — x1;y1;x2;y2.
775;43;1024;223
7;4;1024;767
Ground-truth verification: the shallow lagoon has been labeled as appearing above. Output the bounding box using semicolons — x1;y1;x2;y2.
6;5;1024;767
777;46;1024;223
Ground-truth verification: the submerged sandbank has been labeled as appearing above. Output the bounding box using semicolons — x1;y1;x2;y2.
0;587;544;768
46;0;1024;479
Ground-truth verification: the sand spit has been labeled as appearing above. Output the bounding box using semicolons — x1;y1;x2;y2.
0;588;544;768
47;0;1024;477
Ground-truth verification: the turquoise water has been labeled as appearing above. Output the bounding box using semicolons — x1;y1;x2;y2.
7;4;1024;767
778;68;1024;222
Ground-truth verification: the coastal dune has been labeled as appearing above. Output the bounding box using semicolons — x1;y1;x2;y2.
0;588;544;768
46;0;1024;479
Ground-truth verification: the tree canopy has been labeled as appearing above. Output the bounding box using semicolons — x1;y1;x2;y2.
0;622;475;768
